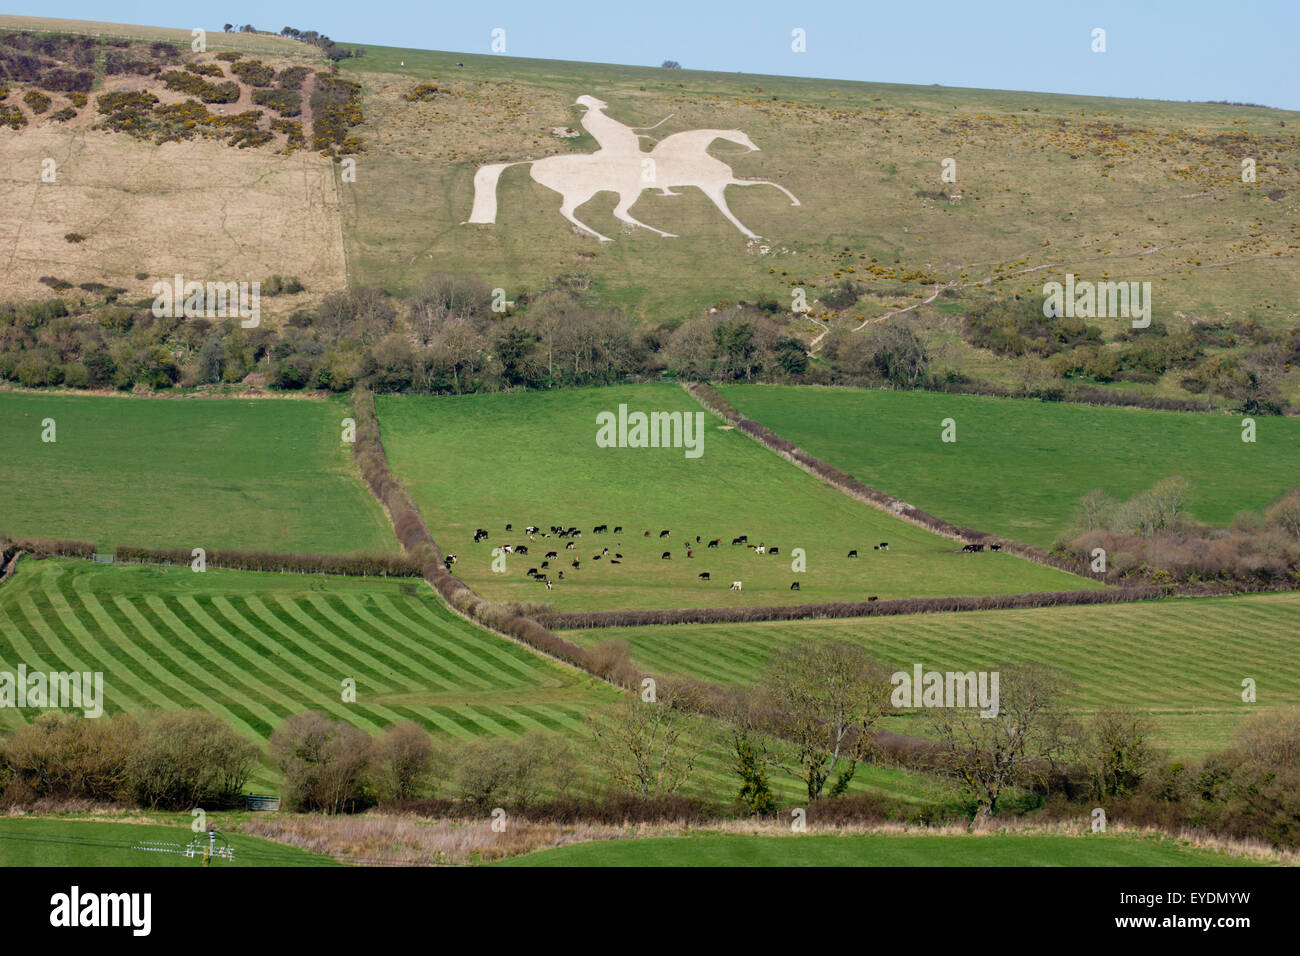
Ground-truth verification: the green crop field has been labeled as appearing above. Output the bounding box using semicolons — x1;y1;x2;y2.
0;559;949;804
0;392;394;553
0;817;334;867
719;384;1300;547
0;559;611;742
499;831;1264;867
564;591;1300;756
375;383;1091;611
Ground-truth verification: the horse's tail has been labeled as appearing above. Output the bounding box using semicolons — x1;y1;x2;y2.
464;162;526;224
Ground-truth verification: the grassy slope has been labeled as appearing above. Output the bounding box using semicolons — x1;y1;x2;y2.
0;392;394;552
376;383;1091;611
334;42;1299;327
564;592;1300;756
719;384;1300;547
0;559;948;804
499;831;1263;867
0;559;611;742
0;817;333;867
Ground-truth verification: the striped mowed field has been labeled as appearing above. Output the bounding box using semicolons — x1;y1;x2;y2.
0;560;613;742
0;559;959;805
563;591;1300;756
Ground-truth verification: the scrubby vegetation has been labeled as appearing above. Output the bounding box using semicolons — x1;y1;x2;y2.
1057;479;1300;588
311;74;364;156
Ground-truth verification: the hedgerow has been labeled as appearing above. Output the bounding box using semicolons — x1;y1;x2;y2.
113;544;422;577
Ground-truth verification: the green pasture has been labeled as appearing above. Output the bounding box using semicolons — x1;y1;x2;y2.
375;384;1092;611
0;391;394;553
719;384;1300;546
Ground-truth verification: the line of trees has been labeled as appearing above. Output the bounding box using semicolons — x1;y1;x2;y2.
1057;479;1300;587
113;544;422;577
1;710;256;809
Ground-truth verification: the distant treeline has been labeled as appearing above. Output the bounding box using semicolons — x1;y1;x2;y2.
113;544;422;577
5;275;1282;415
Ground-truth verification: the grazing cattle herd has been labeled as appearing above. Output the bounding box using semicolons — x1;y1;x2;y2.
457;522;1002;594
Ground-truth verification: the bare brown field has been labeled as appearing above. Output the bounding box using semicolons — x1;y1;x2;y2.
0;125;345;301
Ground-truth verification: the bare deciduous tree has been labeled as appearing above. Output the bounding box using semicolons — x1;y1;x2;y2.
588;691;699;797
761;641;893;801
926;664;1073;824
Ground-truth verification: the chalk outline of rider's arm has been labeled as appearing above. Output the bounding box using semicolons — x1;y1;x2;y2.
633;115;681;193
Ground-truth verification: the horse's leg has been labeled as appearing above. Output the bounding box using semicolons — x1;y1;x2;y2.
699;183;759;239
730;178;801;206
557;190;612;242
612;190;678;237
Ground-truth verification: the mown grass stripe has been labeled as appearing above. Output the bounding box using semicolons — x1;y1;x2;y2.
198;596;398;733
336;595;506;691
64;588;212;716
379;594;555;686
295;595;441;689
245;595;422;695
279;596;461;695
353;596;534;690
112;595;264;733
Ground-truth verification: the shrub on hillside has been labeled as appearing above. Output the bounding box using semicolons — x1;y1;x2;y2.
1;712;137;804
271;712;374;814
22;89;50;113
252;86;301;115
159;70;240;103
231;58;275;86
127;710;258;809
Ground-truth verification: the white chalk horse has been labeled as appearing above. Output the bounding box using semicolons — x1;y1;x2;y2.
465;129;799;242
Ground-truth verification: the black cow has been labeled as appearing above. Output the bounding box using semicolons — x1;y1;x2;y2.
592;554;602;561
566;542;576;550
505;523;512;531
515;545;529;555
613;526;623;534
790;581;800;590
708;538;721;548
661;551;671;560
526;568;538;576
847;549;859;558
540;561;549;569
770;547;779;555
868;595;878;602
659;530;670;538
698;572;711;581
990;544;1002;551
571;559;580;568
610;559;621;564
593;524;607;534
615;553;623;559
546;551;558;559
878;542;889;551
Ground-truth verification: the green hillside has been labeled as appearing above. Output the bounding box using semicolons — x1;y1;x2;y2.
718;384;1300;546
0;392;394;553
564;591;1300;755
376;384;1092;610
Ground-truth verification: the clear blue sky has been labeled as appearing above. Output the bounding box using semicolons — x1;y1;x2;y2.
15;0;1300;110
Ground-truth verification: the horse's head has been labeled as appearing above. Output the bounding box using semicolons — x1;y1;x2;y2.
721;130;760;151
575;95;608;111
